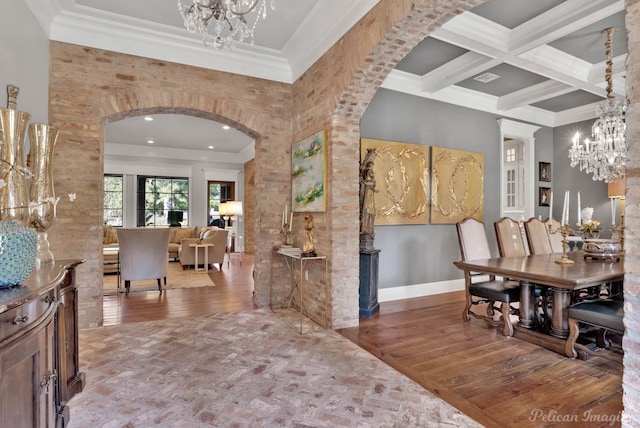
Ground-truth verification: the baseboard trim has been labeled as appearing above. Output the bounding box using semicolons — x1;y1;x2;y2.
378;278;465;302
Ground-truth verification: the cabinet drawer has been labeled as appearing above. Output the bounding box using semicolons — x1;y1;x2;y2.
0;289;56;343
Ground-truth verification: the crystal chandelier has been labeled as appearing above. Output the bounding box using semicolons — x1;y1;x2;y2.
568;27;626;183
177;0;275;51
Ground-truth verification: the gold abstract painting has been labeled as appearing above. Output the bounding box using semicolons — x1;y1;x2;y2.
360;138;428;225
430;146;484;224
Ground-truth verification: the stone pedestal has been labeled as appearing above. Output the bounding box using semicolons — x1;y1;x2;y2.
359;248;381;318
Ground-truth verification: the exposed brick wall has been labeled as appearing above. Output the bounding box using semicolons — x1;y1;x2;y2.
624;1;640;424
48;43;292;327
243;159;255;254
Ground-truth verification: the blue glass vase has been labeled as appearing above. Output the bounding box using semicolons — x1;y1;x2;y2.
0;221;37;286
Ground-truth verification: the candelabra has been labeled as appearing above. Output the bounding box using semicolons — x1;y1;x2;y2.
548;223;574;265
280;224;293;247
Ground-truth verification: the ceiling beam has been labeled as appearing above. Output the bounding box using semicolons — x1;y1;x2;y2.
497;81;576;111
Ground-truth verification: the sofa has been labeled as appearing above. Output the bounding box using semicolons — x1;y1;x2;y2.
178;226;229;271
168;226;202;260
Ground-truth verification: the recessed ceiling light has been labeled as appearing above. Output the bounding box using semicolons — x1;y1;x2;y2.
147;139;154;144
473;72;500;83
144;116;154;121
222;125;230;130
208;145;214;149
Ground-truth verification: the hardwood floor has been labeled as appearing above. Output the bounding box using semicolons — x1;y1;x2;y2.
101;257;623;427
102;254;256;326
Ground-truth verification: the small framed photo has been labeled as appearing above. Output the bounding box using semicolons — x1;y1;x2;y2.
539;162;551;182
539;187;551;207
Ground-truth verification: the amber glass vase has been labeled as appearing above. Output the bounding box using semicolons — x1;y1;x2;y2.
0;107;31;223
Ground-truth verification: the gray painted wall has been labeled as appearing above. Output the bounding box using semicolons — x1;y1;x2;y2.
0;0;49;122
360;88;555;289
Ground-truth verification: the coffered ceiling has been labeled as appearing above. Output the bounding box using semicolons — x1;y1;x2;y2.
25;0;627;158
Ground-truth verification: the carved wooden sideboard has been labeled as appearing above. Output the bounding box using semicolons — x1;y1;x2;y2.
0;259;85;427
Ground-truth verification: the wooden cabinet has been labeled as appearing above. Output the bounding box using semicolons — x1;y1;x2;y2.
0;260;84;427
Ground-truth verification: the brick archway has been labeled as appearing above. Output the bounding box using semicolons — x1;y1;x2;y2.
48;49;293;328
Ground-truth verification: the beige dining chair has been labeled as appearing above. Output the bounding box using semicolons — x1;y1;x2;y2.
455;217;520;337
494;217;527;257
546;218;564;253
523;218;553;255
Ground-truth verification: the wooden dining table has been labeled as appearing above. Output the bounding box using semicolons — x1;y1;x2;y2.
454;250;623;355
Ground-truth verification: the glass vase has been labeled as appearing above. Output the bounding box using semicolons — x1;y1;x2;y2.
27;123;59;266
0;108;31;224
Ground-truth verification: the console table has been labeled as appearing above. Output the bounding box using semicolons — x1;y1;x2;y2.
272;249;328;332
0;259;85;427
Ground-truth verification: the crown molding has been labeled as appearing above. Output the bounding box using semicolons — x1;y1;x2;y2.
283;0;381;81
49;6;293;83
105;142;250;165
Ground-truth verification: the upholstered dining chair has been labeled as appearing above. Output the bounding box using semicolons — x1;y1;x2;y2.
524;217;553;255
546;218;564;253
116;228;171;295
456;217;520;337
494;217;527;257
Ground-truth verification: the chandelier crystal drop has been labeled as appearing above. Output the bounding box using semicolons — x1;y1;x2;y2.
177;0;276;51
568;27;627;183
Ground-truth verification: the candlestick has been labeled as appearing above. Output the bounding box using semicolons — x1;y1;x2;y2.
566;191;570;226
611;198;616;226
548;222;575;265
560;190;567;226
577;191;581;225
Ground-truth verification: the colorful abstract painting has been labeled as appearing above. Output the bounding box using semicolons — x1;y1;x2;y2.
292;130;326;212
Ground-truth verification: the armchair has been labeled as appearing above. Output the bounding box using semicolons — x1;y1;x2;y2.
116;228;171;295
178;227;229;270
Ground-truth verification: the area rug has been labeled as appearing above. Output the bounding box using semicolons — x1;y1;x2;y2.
67;309;481;427
103;261;217;293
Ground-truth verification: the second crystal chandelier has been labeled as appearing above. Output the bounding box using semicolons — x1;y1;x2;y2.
178;0;276;51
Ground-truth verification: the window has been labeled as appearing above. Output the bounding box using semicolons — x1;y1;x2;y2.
104;175;123;226
137;176;189;227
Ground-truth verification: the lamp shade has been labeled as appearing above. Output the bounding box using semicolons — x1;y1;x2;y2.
227;201;243;216
218;202;229;216
608;176;626;198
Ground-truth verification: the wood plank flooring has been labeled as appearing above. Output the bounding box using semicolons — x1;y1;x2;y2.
102;256;623;427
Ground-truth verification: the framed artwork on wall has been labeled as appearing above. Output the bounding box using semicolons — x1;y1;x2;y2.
430;146;484;224
360;138;428;225
292;130;326;212
539;162;551;182
539;187;551;206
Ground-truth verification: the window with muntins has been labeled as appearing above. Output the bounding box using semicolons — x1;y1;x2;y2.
137;176;189;227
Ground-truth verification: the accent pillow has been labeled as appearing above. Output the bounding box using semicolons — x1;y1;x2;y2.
174;227;195;243
201;229;218;239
